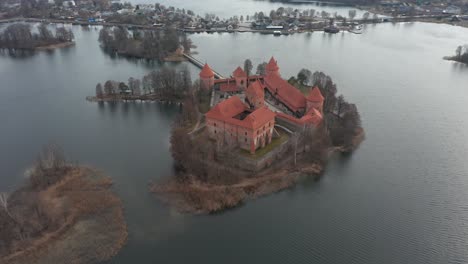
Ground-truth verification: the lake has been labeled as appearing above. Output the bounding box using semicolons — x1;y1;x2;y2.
1;18;468;264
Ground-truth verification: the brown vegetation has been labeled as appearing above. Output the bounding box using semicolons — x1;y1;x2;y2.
0;145;127;264
94;65;193;103
98;26;191;60
151;162;323;214
0;23;74;51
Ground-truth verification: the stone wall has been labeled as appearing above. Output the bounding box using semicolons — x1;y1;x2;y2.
238;138;291;172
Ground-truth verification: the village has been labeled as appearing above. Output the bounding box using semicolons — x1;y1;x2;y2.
2;0;468;35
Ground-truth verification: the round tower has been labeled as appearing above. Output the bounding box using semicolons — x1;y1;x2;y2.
265;57;280;77
233;66;247;90
306;87;324;113
199;63;215;90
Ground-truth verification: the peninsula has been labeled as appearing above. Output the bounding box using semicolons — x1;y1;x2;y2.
150;57;364;214
0;145;127;264
0;23;74;52
444;44;468;64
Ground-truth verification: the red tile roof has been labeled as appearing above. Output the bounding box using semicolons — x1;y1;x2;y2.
206;96;275;130
246;80;264;98
233;66;247;78
276;109;322;126
307;86;324;102
244;107;276;129
266;57;279;72
199;63;215;78
264;74;306;112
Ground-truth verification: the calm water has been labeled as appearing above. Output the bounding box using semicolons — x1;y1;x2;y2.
131;0;371;18
1;20;468;264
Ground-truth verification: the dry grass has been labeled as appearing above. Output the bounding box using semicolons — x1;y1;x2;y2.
150;163;323;214
1;167;127;264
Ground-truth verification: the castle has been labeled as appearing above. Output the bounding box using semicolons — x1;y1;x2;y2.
200;57;324;154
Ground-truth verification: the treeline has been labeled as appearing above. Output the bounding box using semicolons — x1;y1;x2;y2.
445;45;468;64
297;69;362;151
95;66;193;101
0;23;74;50
98;27;192;60
0;144;73;256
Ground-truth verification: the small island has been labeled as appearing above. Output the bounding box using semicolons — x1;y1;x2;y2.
444;45;468;64
98;26;192;61
0;145;127;264
0;23;74;53
149;57;364;214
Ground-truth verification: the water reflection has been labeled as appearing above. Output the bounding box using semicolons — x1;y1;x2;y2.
0;48;36;58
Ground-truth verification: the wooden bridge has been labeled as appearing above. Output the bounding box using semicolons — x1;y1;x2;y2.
183;53;225;79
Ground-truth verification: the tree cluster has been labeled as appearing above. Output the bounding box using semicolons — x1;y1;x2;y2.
448;45;468;64
98;26;189;60
0;144;72;257
96;65;192;101
308;71;362;150
0;23;74;50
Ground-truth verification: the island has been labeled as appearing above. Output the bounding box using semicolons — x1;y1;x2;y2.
98;26;193;61
149;57;364;214
0;145;127;264
0;23;74;53
444;44;468;64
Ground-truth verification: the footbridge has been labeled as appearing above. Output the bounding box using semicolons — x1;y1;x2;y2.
183;53;225;79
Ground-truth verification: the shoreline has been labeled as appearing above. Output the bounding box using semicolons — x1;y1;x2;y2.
150;162;324;214
35;41;75;50
150;130;364;214
1;167;128;264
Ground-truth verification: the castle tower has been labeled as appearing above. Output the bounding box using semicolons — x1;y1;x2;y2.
265;57;280;77
233;66;247;90
199;63;215;90
306;86;324;113
245;80;264;110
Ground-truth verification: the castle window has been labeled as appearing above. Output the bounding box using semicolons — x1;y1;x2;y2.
214;130;217;134
214;123;217;127
245;132;247;136
245;138;247;142
241;80;244;85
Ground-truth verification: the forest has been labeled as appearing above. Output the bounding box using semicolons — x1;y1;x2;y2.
95;66;193;102
98;26;192;60
0;23;74;50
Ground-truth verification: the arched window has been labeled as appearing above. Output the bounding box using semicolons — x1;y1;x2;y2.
241;80;244;85
214;122;217;127
214;130;217;134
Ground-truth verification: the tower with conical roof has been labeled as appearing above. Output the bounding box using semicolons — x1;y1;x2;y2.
233;66;247;90
265;57;280;77
199;63;215;90
306;86;324;114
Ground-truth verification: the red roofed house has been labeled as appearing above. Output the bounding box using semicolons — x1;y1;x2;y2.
199;63;215;90
205;96;276;154
245;80;265;110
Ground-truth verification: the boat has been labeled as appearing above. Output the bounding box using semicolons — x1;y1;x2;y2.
273;30;282;36
349;24;363;34
324;25;339;34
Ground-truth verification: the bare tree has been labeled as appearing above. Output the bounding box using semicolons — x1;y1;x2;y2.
348;10;356;20
362;12;370;21
96;83;103;98
0;192;10;217
256;62;267;76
